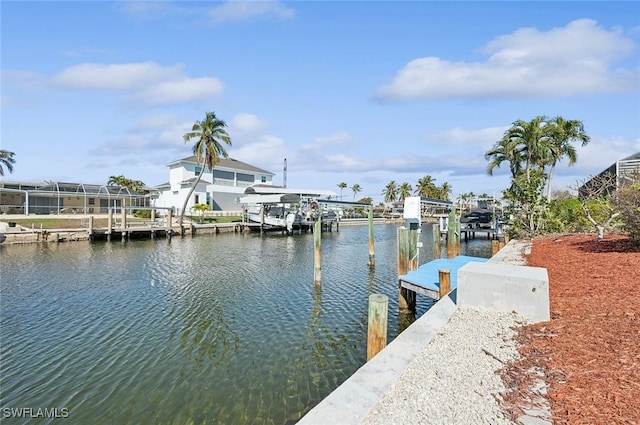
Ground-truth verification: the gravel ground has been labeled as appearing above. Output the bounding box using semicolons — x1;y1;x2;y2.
360;307;528;425
360;240;533;425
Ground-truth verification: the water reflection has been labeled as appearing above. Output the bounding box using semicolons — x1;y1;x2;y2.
0;223;490;425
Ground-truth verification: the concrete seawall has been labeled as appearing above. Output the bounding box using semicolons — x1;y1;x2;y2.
297;239;548;425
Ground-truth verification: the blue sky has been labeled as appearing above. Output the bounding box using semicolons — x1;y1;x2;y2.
2;1;639;203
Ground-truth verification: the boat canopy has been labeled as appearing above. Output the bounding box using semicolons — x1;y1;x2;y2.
244;186;337;198
237;194;301;204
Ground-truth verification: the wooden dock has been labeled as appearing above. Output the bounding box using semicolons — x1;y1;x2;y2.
399;255;488;300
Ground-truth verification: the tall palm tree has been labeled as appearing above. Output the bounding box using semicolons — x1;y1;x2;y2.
485;136;522;178
337;182;347;200
398;182;412;201
545;116;590;201
438;182;452;201
351;184;361;201
415;175;436;197
382;181;397;204
0;150;16;176
501;116;553;183
179;112;232;226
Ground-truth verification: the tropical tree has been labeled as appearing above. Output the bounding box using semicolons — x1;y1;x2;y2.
337;182;347;200
179;112;232;227
398;182;412;201
351;184;362;200
544;117;590;201
382;181;397;204
415;175;437;197
437;182;452;201
485;136;523;179
0;150;16;176
192;203;211;223
108;175;146;193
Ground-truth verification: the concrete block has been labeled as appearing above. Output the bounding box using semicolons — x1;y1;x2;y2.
457;262;550;323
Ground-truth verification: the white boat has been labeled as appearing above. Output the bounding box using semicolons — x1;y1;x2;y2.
237;194;303;233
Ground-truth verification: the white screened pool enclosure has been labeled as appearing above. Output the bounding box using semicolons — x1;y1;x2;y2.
0;181;152;215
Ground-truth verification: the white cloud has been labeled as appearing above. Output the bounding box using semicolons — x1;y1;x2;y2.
425;126;507;148
50;62;223;106
133;77;223;105
377;19;638;101
230;113;269;135
51;62;182;90
209;1;295;24
302;131;352;151
230;135;287;171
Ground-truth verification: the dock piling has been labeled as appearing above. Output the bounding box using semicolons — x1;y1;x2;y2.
367;294;388;361
314;212;322;285
438;269;451;299
368;206;375;269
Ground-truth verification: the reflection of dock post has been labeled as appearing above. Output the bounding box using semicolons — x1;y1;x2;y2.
367;294;388;361
314;212;322;285
438;269;451;299
107;208;113;242
368;206;375;269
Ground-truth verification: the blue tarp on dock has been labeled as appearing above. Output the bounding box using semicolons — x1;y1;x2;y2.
399;255;488;293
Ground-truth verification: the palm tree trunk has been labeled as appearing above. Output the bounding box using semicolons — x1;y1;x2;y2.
178;159;206;229
546;162;556;202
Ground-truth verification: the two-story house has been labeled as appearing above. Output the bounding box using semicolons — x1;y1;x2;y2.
154;156;275;213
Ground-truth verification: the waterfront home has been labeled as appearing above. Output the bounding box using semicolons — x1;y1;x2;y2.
153;156;276;214
0;180;147;215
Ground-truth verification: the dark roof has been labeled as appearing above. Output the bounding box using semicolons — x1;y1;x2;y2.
170;157;274;176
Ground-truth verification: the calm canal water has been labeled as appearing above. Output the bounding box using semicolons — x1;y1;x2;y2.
0;223;491;425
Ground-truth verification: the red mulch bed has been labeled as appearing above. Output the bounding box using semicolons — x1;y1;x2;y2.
501;234;640;425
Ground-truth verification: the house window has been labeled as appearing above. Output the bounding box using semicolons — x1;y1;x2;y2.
195;166;202;175
261;176;267;183
195;194;200;204
88;198;95;205
173;191;178;195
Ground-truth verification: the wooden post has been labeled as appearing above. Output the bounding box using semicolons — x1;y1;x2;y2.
88;216;94;241
167;208;173;241
397;227;410;312
367;294;388;361
368;206;375;269
499;240;505;250
432;222;440;259
492;239;500;256
120;199;127;231
107;208;113;242
190;222;195;237
455;222;461;256
438;269;451;299
504;234;510;245
151;208;156;222
447;209;456;259
314;209;322;285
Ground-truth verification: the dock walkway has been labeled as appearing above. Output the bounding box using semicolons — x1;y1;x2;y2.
399;255;488;300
